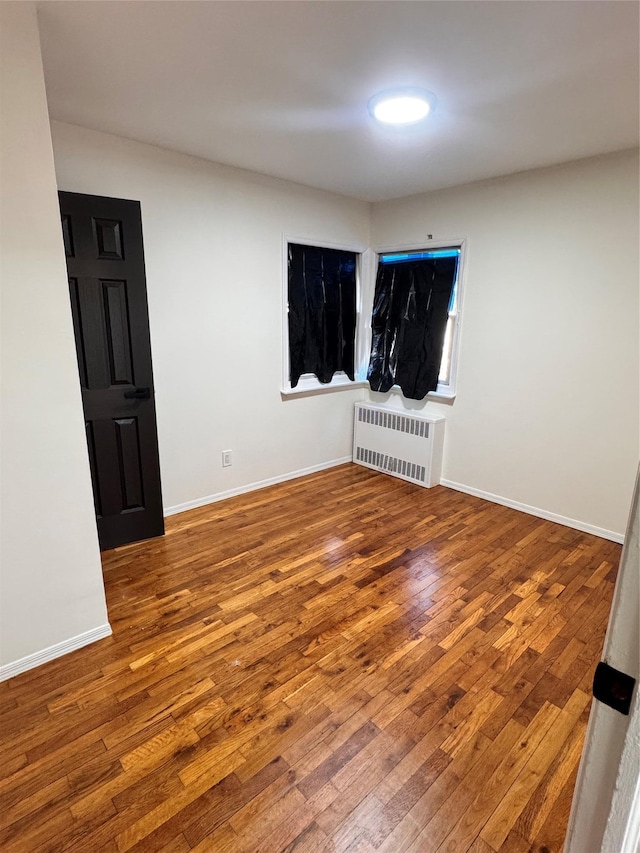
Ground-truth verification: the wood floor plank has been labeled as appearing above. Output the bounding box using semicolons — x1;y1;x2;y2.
0;464;619;852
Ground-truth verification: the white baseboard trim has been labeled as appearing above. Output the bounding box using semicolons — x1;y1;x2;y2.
440;479;624;544
164;456;353;517
0;623;113;683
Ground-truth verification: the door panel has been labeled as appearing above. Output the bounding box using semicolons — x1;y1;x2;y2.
114;416;144;510
60;191;164;551
102;280;134;385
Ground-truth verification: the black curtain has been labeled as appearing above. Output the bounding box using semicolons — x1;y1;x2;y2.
288;243;357;387
367;255;457;400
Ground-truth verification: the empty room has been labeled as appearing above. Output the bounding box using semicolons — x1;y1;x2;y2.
1;1;639;852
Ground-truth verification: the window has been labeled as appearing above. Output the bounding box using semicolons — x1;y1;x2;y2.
368;246;463;400
283;241;366;395
282;239;464;400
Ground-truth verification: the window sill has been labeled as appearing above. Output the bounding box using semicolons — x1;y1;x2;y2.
281;376;368;398
370;384;457;403
427;388;456;402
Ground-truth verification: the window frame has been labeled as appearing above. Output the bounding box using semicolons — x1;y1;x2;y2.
281;235;370;397
371;238;467;401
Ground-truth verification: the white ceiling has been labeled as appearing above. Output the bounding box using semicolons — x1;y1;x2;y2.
37;1;639;203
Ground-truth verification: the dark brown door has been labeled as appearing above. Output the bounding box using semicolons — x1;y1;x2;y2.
60;191;164;551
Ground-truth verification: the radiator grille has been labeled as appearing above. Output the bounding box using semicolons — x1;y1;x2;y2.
357;405;429;438
355;446;426;483
353;403;445;488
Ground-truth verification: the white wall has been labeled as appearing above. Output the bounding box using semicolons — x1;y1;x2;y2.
51;121;370;513
0;4;109;675
370;151;639;539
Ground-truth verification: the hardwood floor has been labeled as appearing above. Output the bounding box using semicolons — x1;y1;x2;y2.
0;464;620;852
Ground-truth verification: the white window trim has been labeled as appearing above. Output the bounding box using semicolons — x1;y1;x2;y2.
371;237;467;402
281;235;370;398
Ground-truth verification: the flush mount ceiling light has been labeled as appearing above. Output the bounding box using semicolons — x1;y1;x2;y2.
368;88;435;126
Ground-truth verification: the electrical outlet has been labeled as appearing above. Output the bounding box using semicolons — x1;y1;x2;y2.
222;450;232;467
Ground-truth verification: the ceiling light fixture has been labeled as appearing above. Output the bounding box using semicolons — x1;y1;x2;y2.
368;88;435;126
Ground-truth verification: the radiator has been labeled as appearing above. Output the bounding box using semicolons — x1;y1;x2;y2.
353;403;445;488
